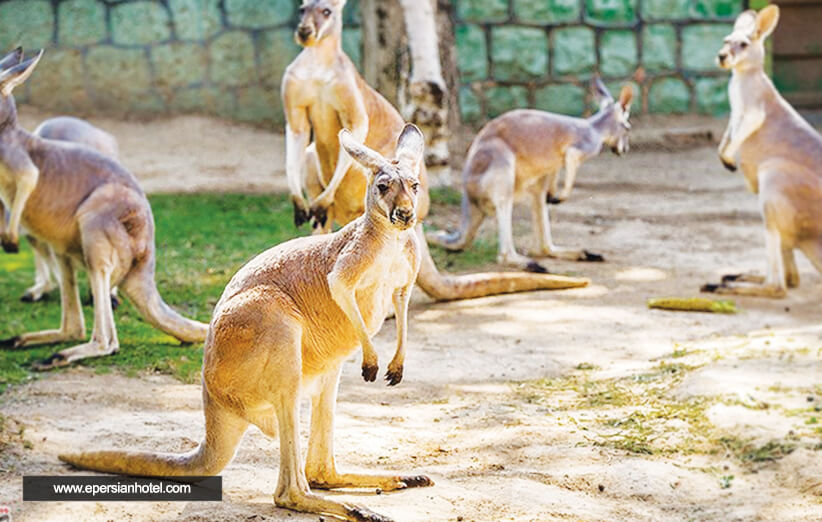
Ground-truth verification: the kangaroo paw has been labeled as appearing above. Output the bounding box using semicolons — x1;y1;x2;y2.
32;353;69;371
362;363;378;383
20;292;36;303
525;261;549;273
546;195;563;205
309;205;328;230
293;205;309;228
399;475;434;488
110;294;121;311
581;250;605;262
385;366;403;386
721;273;743;284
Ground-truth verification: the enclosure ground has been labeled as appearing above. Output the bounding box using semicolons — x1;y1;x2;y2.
1;110;821;521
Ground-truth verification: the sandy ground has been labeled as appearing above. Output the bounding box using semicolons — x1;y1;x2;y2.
2;109;822;521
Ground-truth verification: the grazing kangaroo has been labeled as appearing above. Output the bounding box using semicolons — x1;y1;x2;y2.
428;79;633;270
283;0;588;298
0;49;208;369
701;5;822;298
61;127;434;522
20;116;121;303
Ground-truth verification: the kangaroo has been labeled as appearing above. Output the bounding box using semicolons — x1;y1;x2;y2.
701;5;822;298
61;126;434;522
283;0;589;299
428;79;633;270
19;116;121;304
0;49;208;370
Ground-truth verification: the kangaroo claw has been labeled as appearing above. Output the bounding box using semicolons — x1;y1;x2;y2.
399;475;434;488
347;506;394;522
292;198;309;227
310;205;328;230
720;157;737;172
385;367;403;386
362;363;378;382
525;261;549;273
721;273;742;284
1;238;19;253
700;283;722;293
546;195;563;205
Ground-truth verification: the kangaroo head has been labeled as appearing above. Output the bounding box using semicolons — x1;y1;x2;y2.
718;5;779;71
295;0;345;47
0;49;42;128
592;78;633;156
339;124;423;231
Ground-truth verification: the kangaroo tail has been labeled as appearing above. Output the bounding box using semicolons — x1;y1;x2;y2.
414;225;589;301
120;254;209;343
426;190;482;252
59;394;247;477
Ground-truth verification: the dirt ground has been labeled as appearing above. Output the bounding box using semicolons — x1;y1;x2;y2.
2;109;822;521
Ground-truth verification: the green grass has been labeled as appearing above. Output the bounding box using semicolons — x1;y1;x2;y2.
0;193;300;392
0;191;480;393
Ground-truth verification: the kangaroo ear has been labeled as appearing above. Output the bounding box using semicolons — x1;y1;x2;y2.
734;10;757;36
0;47;23;71
395;124;424;171
754;5;779;41
592;77;613;108
618;84;634;112
339;129;389;174
0;49;43;97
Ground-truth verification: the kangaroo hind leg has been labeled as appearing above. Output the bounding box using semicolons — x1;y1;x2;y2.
305;366;433;492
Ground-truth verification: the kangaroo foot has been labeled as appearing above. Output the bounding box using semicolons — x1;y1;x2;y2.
31;352;69;371
385;365;403;386
525;261;549;273
1;238;19;253
580;250;604;262
0;336;22;349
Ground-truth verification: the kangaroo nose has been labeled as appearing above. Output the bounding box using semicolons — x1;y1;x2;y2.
718;52;727;62
393;208;414;224
297;26;311;40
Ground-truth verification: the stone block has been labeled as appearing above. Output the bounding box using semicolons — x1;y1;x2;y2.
642;24;677;72
170;0;222;41
58;0;106;47
585;0;636;26
0;0;54;50
648;76;691;113
456;24;487;82
152;42;207;90
456;0;509;23
111;1;171;46
534;83;586;116
209;31;256;87
553;26;596;76
600;30;637;77
513;0;580;24
258;28;302;88
682;24;732;72
459;85;482;123
491;26;547;81
485;85;529;118
225;0;295;28
694;76;729;114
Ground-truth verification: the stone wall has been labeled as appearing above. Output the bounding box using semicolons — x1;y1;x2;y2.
455;0;743;123
0;0;361;126
0;0;742;128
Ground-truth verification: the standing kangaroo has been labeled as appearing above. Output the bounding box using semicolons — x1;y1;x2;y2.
20;116;120;303
0;49;208;369
283;0;588;298
701;5;822;298
61;126;434;522
428;80;633;270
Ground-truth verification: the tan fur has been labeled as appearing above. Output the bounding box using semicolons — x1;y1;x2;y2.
18;116;120;303
0;49;207;369
703;5;822;298
428;79;633;270
60;126;434;522
283;0;588;299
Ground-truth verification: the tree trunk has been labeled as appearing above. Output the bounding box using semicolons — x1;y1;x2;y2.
361;0;455;186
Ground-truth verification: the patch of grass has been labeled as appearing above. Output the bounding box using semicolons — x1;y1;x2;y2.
428;186;463;207
719;436;798;463
0;193;300;392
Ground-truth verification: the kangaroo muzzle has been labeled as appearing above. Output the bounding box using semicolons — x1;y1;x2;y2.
296;25;313;44
391;208;415;228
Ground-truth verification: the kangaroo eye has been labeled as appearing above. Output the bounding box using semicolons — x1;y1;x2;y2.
411;182;420;192
377;183;390;194
322;8;332;16
740;41;748;49
298;6;306;14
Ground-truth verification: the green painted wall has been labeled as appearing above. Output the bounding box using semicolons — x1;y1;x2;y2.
0;0;739;128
